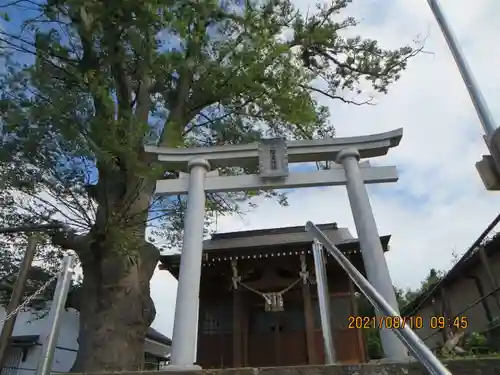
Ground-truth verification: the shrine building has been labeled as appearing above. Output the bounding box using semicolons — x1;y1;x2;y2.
159;222;392;368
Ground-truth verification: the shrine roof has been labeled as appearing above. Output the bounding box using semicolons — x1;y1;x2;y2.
159;222;391;268
201;222;357;251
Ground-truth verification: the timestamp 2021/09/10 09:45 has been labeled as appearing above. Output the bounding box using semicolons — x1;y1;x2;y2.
347;315;469;330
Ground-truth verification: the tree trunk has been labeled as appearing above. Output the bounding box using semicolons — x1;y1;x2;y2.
70;234;159;372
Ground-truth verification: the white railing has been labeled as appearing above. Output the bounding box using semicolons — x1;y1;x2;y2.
305;221;451;375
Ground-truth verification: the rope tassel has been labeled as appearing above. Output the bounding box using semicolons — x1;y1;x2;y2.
231;259;240;290
264;293;284;312
237;277;302;312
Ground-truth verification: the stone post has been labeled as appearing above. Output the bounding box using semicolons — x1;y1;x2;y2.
337;148;407;361
169;159;210;370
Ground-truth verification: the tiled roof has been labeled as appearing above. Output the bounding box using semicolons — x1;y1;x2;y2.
147;327;172;346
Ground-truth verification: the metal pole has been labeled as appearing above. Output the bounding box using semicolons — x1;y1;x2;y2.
169;159;210;369
35;255;74;375
193;296;199;364
427;0;497;137
336;148;407;360
0;236;38;367
306;221;451;375
312;240;336;364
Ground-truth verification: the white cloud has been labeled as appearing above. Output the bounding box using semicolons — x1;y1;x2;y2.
150;0;500;337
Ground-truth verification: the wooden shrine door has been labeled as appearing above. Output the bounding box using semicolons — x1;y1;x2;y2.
313;294;365;364
248;304;308;367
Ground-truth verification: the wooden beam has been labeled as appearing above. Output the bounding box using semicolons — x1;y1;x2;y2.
233;288;242;367
302;281;318;364
349;279;366;363
155;167;398;196
241;295;249;367
477;247;500;310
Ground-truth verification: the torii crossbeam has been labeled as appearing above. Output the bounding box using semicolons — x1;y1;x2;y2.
146;128;408;369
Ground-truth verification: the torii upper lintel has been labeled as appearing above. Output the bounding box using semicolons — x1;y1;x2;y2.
144;128;403;170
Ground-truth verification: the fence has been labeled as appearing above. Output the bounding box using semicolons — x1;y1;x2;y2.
1;358;166;375
421;285;500;343
402;212;500;351
306;221;451;375
0;255;74;375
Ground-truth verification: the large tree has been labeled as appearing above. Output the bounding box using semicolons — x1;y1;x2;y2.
0;0;418;371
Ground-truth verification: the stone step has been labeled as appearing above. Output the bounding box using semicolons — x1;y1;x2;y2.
71;358;500;375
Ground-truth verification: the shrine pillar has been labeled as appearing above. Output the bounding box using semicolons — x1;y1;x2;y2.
170;159;210;369
231;259;243;367
300;253;317;364
312;241;336;364
336;148;407;361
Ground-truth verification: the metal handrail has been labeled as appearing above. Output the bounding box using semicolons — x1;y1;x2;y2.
305;221;451;375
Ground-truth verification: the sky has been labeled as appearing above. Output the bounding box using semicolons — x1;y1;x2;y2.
149;0;500;337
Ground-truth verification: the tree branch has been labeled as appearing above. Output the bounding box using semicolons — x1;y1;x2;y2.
300;84;374;106
51;227;90;254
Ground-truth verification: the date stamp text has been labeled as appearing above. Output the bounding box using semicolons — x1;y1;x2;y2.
348;315;468;330
348;316;424;330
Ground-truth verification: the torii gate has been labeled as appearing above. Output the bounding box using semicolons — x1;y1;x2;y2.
145;128;407;369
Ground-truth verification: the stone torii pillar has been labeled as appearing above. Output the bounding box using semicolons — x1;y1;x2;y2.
337;148;407;360
146;128;408;368
168;159;211;369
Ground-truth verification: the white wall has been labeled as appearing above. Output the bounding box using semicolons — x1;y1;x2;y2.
0;304;79;375
1;304;172;374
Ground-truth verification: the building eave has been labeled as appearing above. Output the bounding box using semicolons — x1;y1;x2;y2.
144;338;171;359
159;234;391;278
